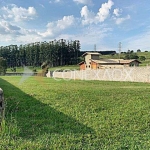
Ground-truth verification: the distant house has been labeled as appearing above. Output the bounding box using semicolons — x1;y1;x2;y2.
79;52;141;70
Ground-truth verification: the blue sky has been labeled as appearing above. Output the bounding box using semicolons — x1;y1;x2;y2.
0;0;150;52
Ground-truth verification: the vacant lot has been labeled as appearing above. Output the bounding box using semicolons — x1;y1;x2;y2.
0;76;150;149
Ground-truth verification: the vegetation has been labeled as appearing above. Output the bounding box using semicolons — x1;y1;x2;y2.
0;39;80;68
0;77;150;149
0;57;7;75
124;50;139;60
101;51;150;66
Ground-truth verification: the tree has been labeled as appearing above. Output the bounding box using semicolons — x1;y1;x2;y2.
124;51;139;59
137;49;141;52
0;57;7;75
0;39;81;68
139;56;146;61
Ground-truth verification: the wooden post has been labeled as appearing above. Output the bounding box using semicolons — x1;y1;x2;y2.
0;88;4;127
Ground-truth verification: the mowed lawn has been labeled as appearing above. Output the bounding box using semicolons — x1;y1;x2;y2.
0;76;150;149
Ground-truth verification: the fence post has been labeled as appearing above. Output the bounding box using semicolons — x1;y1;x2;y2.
0;88;4;126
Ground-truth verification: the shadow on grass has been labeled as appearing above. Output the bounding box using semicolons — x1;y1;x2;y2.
0;78;94;139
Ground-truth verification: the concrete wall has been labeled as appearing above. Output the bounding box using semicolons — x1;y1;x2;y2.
47;66;150;83
0;88;4;125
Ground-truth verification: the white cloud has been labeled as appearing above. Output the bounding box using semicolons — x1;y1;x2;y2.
55;0;61;2
80;0;114;25
40;15;75;38
113;8;122;17
57;24;113;51
0;19;42;44
80;6;95;24
0;20;21;35
39;4;45;8
73;0;93;5
96;0;114;22
49;0;62;3
123;30;150;51
1;4;37;22
114;15;130;24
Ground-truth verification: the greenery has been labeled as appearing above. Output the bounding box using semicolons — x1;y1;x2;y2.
139;56;146;61
0;76;150;149
101;51;150;66
0;39;80;68
6;65;79;74
0;57;7;75
124;51;139;60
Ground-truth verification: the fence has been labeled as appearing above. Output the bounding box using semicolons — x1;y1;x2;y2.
47;66;150;82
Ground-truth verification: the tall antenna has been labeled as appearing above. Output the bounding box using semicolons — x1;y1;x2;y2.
94;44;96;51
118;42;122;59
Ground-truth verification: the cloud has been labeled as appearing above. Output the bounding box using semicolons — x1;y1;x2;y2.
0;20;22;35
40;15;75;38
113;8;122;17
80;6;95;24
123;30;150;51
112;8;130;24
39;4;45;8
1;4;37;22
0;19;42;44
114;15;130;24
49;0;62;3
73;0;93;5
80;0;114;25
55;0;61;2
57;24;113;51
96;0;114;22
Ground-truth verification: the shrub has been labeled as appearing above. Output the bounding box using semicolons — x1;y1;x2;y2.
139;56;146;61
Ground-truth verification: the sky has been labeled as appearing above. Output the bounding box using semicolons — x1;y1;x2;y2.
0;0;150;52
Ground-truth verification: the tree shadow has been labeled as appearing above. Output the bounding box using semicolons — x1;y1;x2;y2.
0;78;94;139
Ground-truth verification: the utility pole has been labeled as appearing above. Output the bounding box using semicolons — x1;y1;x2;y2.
118;42;121;59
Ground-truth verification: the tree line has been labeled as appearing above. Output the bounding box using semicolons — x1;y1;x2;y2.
0;57;7;75
0;39;81;68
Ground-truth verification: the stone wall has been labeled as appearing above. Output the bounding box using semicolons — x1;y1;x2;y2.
0;88;4;125
47;66;150;82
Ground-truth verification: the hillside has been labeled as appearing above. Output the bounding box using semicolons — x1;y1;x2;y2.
101;51;150;66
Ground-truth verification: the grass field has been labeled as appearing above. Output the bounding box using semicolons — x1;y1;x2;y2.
0;76;150;149
6;65;79;73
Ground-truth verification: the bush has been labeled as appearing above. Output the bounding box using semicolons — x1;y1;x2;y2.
33;68;37;72
124;53;139;60
139;56;146;61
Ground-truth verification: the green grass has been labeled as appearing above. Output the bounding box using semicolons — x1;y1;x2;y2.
0;77;150;149
102;52;150;66
6;66;42;73
137;52;150;66
6;65;79;73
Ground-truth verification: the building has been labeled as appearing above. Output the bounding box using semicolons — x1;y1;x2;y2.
79;52;141;70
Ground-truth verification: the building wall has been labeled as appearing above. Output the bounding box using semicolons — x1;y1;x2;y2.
91;61;98;69
80;63;86;70
85;54;91;66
